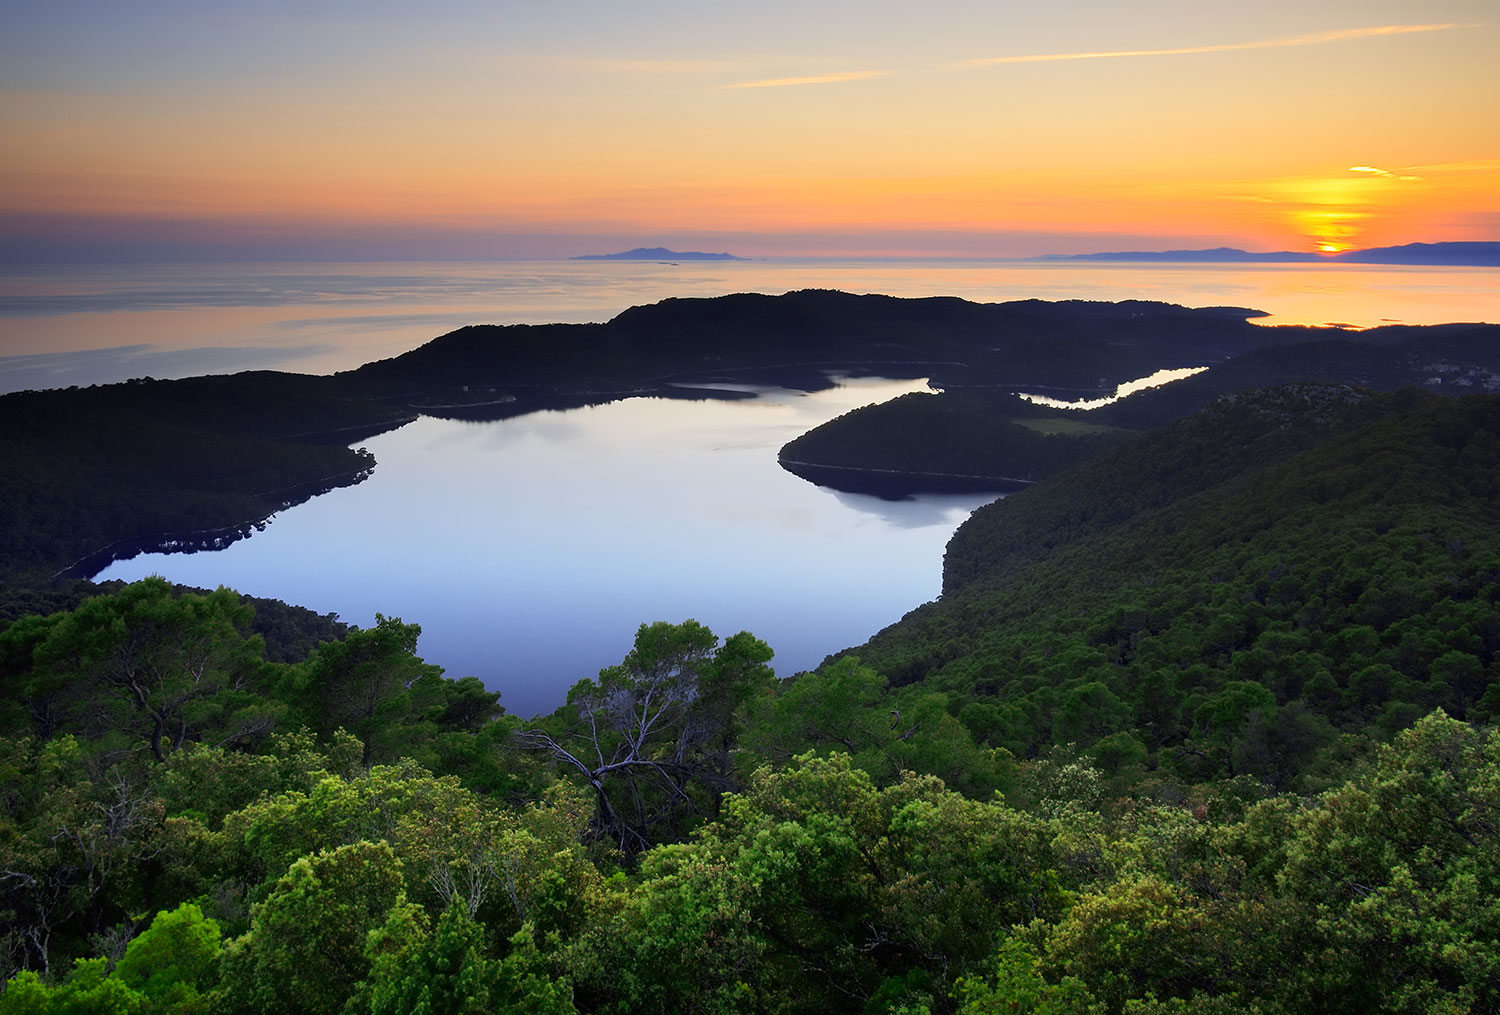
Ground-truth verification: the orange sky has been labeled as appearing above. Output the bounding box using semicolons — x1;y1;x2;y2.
2;2;1496;259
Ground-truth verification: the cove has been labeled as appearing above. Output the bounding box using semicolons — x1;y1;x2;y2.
99;375;1001;717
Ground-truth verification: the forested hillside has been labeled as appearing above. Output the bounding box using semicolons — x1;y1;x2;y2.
343;291;1285;398
782;321;1500;494
1;386;1497;1013
779;389;1123;494
852;387;1500;787
0;374;410;585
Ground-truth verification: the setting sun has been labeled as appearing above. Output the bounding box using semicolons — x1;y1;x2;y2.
2;6;1496;259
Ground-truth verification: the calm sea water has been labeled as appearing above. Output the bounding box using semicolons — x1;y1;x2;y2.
2;259;1496;393
12;259;1499;715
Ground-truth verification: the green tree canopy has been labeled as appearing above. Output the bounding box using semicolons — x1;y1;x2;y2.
518;620;774;855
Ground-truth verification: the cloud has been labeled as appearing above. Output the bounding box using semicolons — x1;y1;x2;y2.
721;70;887;90
960;23;1479;67
1404;159;1500;173
1348;166;1422;182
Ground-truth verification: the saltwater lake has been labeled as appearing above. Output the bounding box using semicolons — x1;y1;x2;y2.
96;375;991;716
7;258;1496;715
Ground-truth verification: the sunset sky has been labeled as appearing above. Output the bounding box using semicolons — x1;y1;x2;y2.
2;0;1496;260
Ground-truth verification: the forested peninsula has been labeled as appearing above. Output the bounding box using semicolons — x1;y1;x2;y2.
3;291;1285;584
780;319;1500;495
3;290;1500;1013
7;290;1496;584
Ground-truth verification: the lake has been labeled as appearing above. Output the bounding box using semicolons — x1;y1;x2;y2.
96;374;996;717
11;258;1498;715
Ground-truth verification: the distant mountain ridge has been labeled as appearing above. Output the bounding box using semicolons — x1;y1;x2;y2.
571;246;741;261
1041;240;1500;266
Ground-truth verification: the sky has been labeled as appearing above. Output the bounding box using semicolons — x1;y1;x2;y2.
2;0;1497;260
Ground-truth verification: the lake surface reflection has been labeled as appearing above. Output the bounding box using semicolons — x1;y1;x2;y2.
99;376;998;717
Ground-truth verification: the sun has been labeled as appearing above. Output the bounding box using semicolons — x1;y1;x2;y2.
1319;244;1342;253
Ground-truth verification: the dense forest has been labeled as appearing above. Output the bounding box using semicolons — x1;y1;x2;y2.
2;371;1497;1012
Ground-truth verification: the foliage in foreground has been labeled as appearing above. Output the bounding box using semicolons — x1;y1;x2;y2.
0;713;1494;1014
2;387;1497;1012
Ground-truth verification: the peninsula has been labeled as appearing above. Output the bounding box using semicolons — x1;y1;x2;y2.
3;290;1497;588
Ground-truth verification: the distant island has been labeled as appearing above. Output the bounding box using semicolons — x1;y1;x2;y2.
1040;240;1500;267
571;246;741;261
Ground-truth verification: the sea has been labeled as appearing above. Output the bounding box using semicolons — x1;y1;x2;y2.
4;259;1496;715
3;259;1497;394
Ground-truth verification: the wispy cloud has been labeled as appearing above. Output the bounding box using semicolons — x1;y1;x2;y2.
721;70;887;90
1349;166;1421;181
960;23;1480;67
1404;159;1500;173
